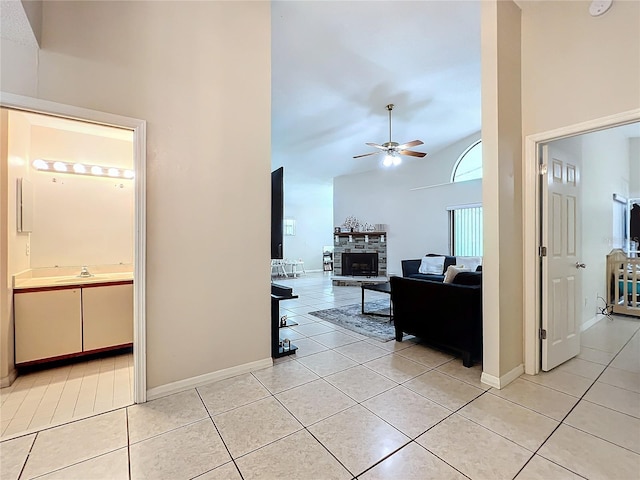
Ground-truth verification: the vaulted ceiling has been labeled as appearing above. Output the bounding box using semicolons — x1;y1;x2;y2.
271;1;482;184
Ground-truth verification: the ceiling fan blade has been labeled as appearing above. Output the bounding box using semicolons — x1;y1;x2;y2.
365;142;388;151
353;151;383;159
396;140;424;149
398;150;427;158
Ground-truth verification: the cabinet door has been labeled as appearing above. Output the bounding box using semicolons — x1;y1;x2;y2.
15;289;82;363
82;283;133;351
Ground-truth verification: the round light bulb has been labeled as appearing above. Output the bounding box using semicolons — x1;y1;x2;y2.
53;161;67;172
73;163;86;174
383;154;394;167
392;154;402;166
108;168;119;177
33;159;49;170
124;170;134;179
91;166;103;175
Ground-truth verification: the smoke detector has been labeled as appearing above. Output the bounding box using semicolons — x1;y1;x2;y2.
589;0;612;16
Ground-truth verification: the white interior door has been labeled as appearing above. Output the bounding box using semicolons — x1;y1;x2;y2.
541;143;583;371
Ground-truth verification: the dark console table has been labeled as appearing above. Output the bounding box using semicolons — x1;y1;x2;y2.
271;284;298;358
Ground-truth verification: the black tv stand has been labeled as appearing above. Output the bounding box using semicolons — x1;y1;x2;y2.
271;284;298;358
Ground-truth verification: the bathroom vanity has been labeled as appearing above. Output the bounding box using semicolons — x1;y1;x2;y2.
13;270;133;365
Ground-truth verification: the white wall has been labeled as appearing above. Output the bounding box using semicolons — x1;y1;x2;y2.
334;132;481;276
1;109;32;385
521;0;640;137
518;0;639;372
282;180;333;271
7;110;31;277
1;110;13;385
1;1;272;391
27;125;134;268
578;128;631;324
630;138;640;198
481;0;523;381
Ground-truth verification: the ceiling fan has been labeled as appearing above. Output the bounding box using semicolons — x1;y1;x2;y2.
354;104;427;166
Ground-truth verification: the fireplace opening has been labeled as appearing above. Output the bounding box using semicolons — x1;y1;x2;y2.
343;252;378;276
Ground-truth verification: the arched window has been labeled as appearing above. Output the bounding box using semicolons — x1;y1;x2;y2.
451;140;482;182
448;140;483;255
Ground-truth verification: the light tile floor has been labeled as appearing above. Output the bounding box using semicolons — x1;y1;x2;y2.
1;352;133;440
1;272;639;479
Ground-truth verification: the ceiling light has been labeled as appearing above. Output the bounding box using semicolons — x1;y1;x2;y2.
383;154;394;167
53;161;67;172
32;159;49;170
31;159;133;179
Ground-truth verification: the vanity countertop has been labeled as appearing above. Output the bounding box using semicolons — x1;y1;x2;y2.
13;271;133;290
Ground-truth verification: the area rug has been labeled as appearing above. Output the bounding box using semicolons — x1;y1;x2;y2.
308;300;400;342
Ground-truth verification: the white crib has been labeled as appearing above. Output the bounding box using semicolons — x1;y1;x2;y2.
607;249;640;317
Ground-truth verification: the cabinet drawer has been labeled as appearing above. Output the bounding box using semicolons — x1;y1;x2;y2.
82;284;133;351
15;289;82;364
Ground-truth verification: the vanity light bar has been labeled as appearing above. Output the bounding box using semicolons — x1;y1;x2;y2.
32;159;134;180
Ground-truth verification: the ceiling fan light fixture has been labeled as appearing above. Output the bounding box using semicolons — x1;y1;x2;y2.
354;104;427;164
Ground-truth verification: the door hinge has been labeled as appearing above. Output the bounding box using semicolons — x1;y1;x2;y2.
539;328;547;340
538;164;548;176
539;246;547;257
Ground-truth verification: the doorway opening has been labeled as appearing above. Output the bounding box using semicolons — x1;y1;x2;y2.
0;93;146;439
523;109;640;375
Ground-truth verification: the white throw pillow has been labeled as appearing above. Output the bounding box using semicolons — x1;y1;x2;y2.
457;256;482;272
418;256;446;275
443;265;471;283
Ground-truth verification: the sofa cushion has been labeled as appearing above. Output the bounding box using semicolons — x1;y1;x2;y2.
451;271;482;286
456;256;482;272
443;265;471;283
418;256;446;274
407;273;445;282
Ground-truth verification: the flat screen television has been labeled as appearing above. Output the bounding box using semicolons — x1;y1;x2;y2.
271;167;284;259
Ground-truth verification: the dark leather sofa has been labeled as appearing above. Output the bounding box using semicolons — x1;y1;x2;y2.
390;274;482;367
401;255;456;282
402;255;482;282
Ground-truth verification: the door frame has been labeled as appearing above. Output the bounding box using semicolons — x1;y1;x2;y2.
523;108;640;375
1;92;147;403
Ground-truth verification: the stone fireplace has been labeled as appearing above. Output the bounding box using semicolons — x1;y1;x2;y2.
332;231;387;285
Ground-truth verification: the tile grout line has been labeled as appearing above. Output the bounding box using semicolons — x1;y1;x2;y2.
261;336;486;479
15;429;37;480
510;324;640;479
194;387;246;480
126;407;132;480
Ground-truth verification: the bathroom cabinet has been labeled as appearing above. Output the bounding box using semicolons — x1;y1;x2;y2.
83;284;133;350
14;281;133;365
14;289;83;364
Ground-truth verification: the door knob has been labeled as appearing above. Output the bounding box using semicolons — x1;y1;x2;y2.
575;262;586;269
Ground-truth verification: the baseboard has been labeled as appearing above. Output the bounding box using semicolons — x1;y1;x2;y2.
146;357;273;401
581;315;600;332
481;363;524;389
0;368;17;388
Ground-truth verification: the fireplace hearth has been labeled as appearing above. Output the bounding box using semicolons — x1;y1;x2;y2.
342;252;378;276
